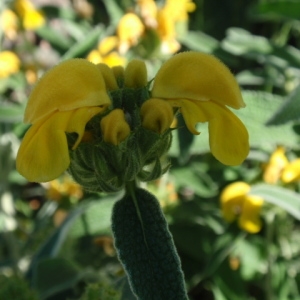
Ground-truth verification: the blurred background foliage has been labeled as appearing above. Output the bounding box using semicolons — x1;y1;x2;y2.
1;0;300;299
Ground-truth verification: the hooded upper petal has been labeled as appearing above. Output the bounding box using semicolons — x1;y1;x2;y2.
152;51;245;109
17;106;103;182
140;98;174;134
24;59;111;124
100;109;131;145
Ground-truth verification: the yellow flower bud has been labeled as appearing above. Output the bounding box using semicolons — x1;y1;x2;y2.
140;98;174;134
112;65;125;86
124;59;148;88
100;109;131;145
97;63;118;90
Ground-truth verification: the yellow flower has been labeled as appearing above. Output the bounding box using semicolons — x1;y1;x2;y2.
1;9;19;40
87;36;126;67
14;0;45;30
137;0;158;27
263;146;289;184
17;52;248;184
156;7;180;54
164;0;196;21
155;0;196;54
151;51;249;165
220;182;263;233
100;109;131;145
0;51;21;79
117;13;145;54
16;59;111;182
281;158;300;183
47;175;83;201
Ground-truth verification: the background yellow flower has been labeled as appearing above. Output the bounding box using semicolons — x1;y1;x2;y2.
0;51;20;79
221;182;264;233
14;0;45;30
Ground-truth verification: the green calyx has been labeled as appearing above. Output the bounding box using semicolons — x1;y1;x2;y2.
67;84;172;193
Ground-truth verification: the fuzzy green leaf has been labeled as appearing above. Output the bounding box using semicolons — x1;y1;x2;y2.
251;1;300;20
250;183;300;220
266;85;300;125
112;188;188;300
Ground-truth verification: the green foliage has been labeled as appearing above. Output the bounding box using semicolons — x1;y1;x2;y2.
79;283;121;300
267;84;300;125
250;184;300;220
0;275;38;300
33;258;84;299
2;0;300;299
112;188;188;300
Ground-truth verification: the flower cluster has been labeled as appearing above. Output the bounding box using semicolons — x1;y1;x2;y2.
86;0;197;66
0;0;45;81
16;51;249;192
263;146;300;184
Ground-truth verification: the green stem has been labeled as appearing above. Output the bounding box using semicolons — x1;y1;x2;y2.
125;181;149;250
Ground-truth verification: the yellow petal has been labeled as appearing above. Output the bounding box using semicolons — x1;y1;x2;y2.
96;63;118;90
124;59;148;88
281;158;300;183
98;36;119;56
1;9;19;39
100;109;131;145
221;197;245;223
263;146;289;184
87;49;103;64
167;98;208;134
15;0;34;17
140;98;174;134
152;51;245;109
24;59;111;124
102;52;127;68
23;9;45;30
65;106;104;149
221;182;250;203
117;13;144;50
204;102;249;165
168;99;249;165
17;107;102;182
220;182;250;223
17;113;72;182
0;51;20;78
238;195;263;233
